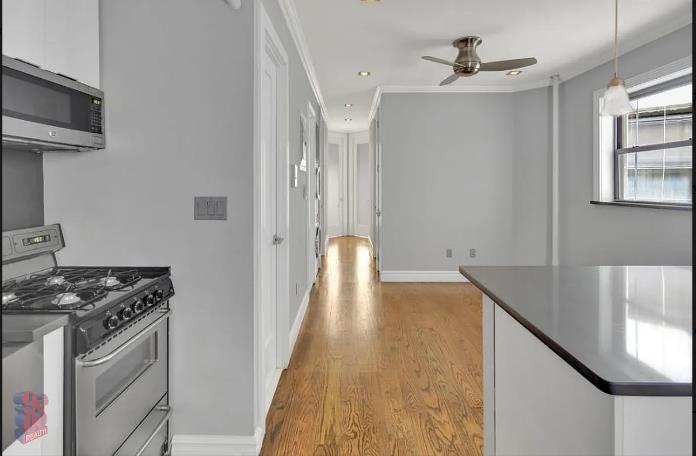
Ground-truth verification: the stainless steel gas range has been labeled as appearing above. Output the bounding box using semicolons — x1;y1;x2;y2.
2;224;173;456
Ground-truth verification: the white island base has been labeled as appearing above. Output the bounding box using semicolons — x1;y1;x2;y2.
482;296;691;456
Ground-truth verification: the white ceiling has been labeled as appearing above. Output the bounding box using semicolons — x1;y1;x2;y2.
291;0;692;132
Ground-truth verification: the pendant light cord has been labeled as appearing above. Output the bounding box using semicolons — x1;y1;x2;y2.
613;0;619;78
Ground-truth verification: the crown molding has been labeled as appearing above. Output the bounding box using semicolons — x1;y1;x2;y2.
365;78;553;126
556;16;692;83
277;0;328;121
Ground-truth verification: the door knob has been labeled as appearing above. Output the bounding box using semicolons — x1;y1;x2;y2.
273;234;284;245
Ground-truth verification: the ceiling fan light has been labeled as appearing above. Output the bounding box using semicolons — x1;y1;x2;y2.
602;77;633;116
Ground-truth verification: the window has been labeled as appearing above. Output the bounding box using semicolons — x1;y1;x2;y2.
592;62;693;209
615;77;692;205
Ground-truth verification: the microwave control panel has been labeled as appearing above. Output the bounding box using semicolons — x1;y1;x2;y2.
90;97;103;134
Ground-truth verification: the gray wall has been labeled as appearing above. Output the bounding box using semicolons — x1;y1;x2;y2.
380;91;551;271
558;25;692;265
512;87;552;265
2;149;44;231
260;0;321;327
44;0;256;436
40;0;320;438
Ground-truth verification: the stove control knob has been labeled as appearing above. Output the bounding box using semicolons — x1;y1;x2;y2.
132;299;145;313
104;315;119;330
144;294;155;306
154;289;164;301
119;307;133;320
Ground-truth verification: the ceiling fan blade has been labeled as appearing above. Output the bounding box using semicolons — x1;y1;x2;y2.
479;57;537;71
440;73;460;86
422;56;464;67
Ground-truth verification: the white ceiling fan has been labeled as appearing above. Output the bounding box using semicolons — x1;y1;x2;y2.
422;36;538;85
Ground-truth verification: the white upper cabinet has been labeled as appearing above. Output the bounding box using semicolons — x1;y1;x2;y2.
1;0;46;69
2;0;100;88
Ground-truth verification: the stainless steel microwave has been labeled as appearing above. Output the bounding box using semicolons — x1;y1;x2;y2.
2;55;105;152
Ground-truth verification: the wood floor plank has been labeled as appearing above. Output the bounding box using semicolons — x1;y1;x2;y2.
261;236;483;455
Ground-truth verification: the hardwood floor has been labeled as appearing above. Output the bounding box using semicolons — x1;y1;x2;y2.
261;236;484;455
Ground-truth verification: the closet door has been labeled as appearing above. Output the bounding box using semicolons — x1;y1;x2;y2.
349;131;372;238
326;133;347;238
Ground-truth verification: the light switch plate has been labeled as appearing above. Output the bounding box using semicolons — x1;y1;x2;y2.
194;197;227;220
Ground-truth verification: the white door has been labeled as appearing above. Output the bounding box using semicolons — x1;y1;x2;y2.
259;47;279;406
350;132;372;238
326;134;347;238
374;114;382;270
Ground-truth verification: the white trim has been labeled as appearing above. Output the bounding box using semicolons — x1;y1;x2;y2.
551;74;560;266
171;428;264;456
277;0;328;121
253;1;290;434
374;107;383;270
364;26;691;128
558;15;692;85
591;57;692;203
365;80;553;128
623;56;692;91
366;87;382;128
306;101;318;286
264;368;283;417
380;270;469;283
289;286;311;356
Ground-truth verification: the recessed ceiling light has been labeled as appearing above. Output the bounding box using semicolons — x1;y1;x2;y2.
344;103;353;107
357;71;371;76
345;118;352;121
360;0;382;3
506;70;522;76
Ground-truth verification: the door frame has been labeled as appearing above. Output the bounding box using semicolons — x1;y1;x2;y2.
253;1;290;430
375;109;383;270
306;101;317;286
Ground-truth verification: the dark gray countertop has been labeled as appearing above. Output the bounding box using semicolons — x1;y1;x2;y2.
459;265;692;396
2;313;70;343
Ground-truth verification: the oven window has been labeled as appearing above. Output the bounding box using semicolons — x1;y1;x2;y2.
95;333;158;414
2;66;96;132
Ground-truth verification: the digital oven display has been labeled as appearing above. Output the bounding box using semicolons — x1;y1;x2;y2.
22;234;51;246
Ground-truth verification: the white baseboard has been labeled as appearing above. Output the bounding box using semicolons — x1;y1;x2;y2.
380;270;469;283
289;286;311;355
171;427;264;455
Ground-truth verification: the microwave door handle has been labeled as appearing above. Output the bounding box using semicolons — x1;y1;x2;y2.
76;308;171;368
135;405;172;456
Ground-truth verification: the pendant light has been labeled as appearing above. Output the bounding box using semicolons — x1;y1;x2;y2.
601;0;633;116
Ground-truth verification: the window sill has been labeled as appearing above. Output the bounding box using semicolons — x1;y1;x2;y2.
590;200;692;211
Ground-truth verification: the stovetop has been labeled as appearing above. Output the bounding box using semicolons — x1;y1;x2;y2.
2;266;171;321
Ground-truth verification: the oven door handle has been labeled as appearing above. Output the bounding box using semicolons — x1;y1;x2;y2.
136;405;172;456
76;308;172;368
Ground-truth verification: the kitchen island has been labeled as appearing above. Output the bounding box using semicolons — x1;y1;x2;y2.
459;265;692;456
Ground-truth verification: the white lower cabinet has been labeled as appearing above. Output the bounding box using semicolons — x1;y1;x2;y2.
3;328;64;456
2;0;99;87
483;296;691;456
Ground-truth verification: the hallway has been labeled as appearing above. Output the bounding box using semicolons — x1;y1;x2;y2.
261;236;484;455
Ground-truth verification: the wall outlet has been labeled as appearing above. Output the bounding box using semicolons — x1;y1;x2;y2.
194;196;227;220
469;248;477;258
446;248;453;258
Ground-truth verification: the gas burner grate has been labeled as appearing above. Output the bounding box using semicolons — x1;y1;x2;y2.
2;267;142;310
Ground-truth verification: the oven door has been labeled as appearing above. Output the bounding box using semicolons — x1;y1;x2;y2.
75;309;169;456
